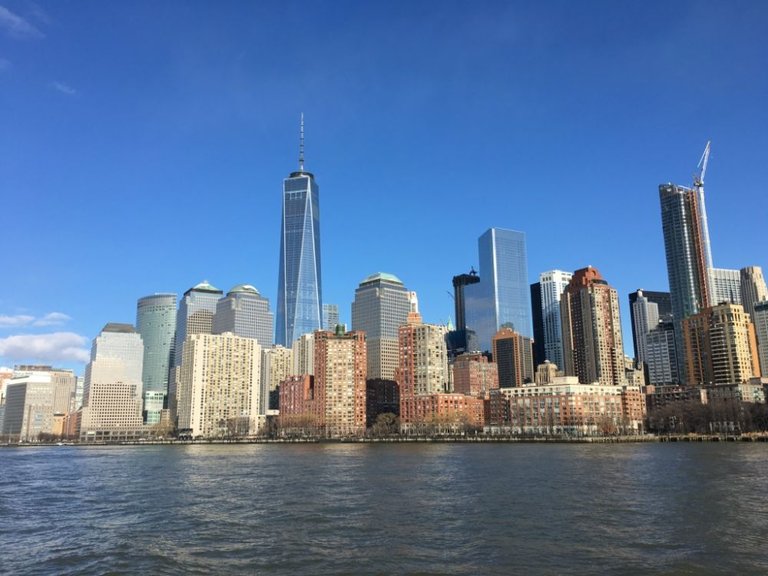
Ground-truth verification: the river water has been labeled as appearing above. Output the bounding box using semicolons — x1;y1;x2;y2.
1;443;766;575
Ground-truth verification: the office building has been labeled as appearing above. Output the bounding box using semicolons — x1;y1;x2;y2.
170;281;222;419
465;228;532;352
531;270;572;369
213;284;274;347
447;270;481;357
560;266;626;386
314;329;367;437
492;326;534;388
176;332;262;438
644;319;679;386
80;324;145;441
351;272;411;380
681;303;760;385
276;117;322;345
740;266;768;320
710;268;741;305
136;293;177;424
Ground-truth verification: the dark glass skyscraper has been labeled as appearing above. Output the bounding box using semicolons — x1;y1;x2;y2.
276;117;322;346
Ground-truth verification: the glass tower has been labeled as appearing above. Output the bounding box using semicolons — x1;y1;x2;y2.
136;293;177;424
465;228;532;353
531;270;572;371
276;118;322;346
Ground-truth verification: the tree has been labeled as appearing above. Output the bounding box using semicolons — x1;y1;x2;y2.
370;412;399;437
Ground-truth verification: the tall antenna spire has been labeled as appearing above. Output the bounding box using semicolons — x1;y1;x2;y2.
299;113;305;172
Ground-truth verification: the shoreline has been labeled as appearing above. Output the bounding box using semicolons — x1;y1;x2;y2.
3;433;768;448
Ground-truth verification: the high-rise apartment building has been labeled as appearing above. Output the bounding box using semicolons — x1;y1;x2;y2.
681;303;760;385
136;293;177;424
752;301;768;375
322;304;339;331
397;319;450;397
276;117;322;346
176;332;262;438
740;266;768;321
292;333;315;376
452;353;498;397
213;284;274;347
492;326;534;388
710;268;742;305
80;323;145;441
314;329;367;437
530;270;572;370
465;228;532;352
351;272;411;380
560;267;625;386
261;345;294;412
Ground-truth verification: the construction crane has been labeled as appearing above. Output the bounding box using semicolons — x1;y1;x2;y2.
693;140;711;188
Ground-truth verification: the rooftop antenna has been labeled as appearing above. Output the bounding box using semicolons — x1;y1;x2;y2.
299;113;305;172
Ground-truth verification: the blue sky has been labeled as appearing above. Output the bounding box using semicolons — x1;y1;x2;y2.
1;1;767;373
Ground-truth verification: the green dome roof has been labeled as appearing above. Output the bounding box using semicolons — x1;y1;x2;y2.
229;284;260;295
360;272;403;285
192;280;221;293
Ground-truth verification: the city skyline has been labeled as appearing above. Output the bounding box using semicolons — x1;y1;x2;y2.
2;2;767;371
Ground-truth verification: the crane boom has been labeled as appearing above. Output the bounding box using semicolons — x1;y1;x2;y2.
695;140;711;187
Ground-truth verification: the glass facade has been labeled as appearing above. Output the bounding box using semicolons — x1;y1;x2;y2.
276;172;322;346
465;228;532;353
136;293;177;424
213;285;274;347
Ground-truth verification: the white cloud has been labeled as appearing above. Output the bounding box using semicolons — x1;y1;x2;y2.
0;5;44;39
50;81;76;96
0;314;35;328
33;312;72;327
0;332;90;364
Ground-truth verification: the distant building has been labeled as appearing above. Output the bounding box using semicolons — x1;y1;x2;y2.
645;319;679;386
560;267;625;386
292;333;315;376
535;361;560;385
492;326;534;388
276;118;322;346
322;303;339;331
530;270;572;370
740;266;768;321
80;324;146;442
710;268;741;305
452;353;499;397
136;293;177;425
278;374;320;433
213;284;274;347
351;272;411;380
365;379;400;427
681;302;760;385
314;329;367;437
465;228;532;352
397;319;449;398
628;289;671;368
176;332;262;438
447;269;481;357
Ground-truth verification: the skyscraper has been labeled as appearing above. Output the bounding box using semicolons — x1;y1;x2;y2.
659;143;714;380
276;116;322;346
753;301;768;375
136;293;177;424
492;326;534;388
531;270;572;370
465;228;532;352
560;266;625;386
213;284;274;347
351;272;411;380
322;304;339;331
80;323;145;441
170;281;223;420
